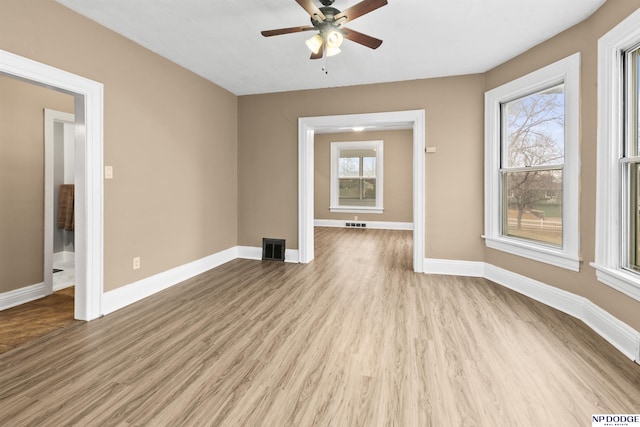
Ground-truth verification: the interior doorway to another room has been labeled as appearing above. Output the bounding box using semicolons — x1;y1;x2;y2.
312;128;415;269
0;48;104;321
45;109;76;296
298;110;425;272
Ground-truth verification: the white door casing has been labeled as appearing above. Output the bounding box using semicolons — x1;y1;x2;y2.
1;49;104;321
298;110;425;272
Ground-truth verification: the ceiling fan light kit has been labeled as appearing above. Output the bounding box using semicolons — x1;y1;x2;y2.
262;0;387;60
305;34;324;54
326;30;344;49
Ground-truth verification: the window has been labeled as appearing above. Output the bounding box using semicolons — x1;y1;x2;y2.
593;9;640;302
501;84;565;247
330;140;383;213
484;53;580;271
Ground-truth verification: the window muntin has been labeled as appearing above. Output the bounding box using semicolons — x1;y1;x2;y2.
500;84;565;247
330;141;383;213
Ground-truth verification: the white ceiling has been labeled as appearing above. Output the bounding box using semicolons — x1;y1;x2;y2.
55;0;606;96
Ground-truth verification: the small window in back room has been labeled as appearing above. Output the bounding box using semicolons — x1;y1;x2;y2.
330;140;383;214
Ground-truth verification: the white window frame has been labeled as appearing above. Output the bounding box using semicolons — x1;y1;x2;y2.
484;53;581;271
592;9;640;302
330;140;384;214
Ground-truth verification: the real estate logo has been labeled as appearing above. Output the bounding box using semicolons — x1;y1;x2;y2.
592;415;640;427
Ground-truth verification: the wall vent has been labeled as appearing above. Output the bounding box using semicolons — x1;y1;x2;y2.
345;222;367;228
262;238;285;261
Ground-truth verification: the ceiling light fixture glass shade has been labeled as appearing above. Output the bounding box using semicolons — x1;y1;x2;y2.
326;30;344;49
326;47;341;57
305;34;323;54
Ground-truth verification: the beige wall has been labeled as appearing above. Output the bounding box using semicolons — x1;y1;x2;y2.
0;76;74;293
0;0;238;292
314;130;413;223
238;75;486;262
484;0;640;331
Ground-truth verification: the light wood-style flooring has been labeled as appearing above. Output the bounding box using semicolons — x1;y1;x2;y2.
0;227;639;426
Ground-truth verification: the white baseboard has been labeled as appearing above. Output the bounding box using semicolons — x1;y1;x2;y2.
102;247;238;315
237;246;300;263
424;258;485;277
236;246;261;260
314;219;413;231
424;258;640;362
0;282;45;311
582;299;640;363
102;245;302;316
484;264;585;319
53;251;75;264
485;264;640;362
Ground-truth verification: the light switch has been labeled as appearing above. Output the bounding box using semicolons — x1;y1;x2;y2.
105;166;113;179
426;147;437;153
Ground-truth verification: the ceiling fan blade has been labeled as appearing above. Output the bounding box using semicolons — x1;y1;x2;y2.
261;25;315;37
295;0;326;20
341;27;383;49
334;0;387;24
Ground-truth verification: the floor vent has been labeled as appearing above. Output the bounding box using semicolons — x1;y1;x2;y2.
262;238;286;261
345;222;367;228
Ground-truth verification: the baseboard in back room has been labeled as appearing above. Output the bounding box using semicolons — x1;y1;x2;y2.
314;219;413;230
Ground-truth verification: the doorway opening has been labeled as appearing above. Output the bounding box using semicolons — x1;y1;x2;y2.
44;109;76;296
298;110;425;273
0;49;104;321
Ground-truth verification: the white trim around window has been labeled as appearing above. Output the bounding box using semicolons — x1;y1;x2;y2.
484;52;581;272
592;8;640;302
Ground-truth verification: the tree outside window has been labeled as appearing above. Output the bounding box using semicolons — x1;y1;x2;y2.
501;84;565;246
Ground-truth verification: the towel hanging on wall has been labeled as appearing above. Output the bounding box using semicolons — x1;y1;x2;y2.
57;184;74;231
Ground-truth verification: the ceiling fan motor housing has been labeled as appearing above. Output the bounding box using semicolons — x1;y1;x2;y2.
312;6;342;32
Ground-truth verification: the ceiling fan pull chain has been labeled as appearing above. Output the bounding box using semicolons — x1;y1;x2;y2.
322;44;329;74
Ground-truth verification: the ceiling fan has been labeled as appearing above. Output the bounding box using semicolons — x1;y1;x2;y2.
261;0;388;60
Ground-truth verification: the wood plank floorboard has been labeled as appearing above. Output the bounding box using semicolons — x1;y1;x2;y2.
0;287;80;354
0;227;639;426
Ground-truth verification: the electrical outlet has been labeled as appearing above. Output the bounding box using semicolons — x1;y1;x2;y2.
133;257;140;270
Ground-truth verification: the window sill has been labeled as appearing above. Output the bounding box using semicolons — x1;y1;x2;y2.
484;236;581;272
329;206;384;214
590;263;640;302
